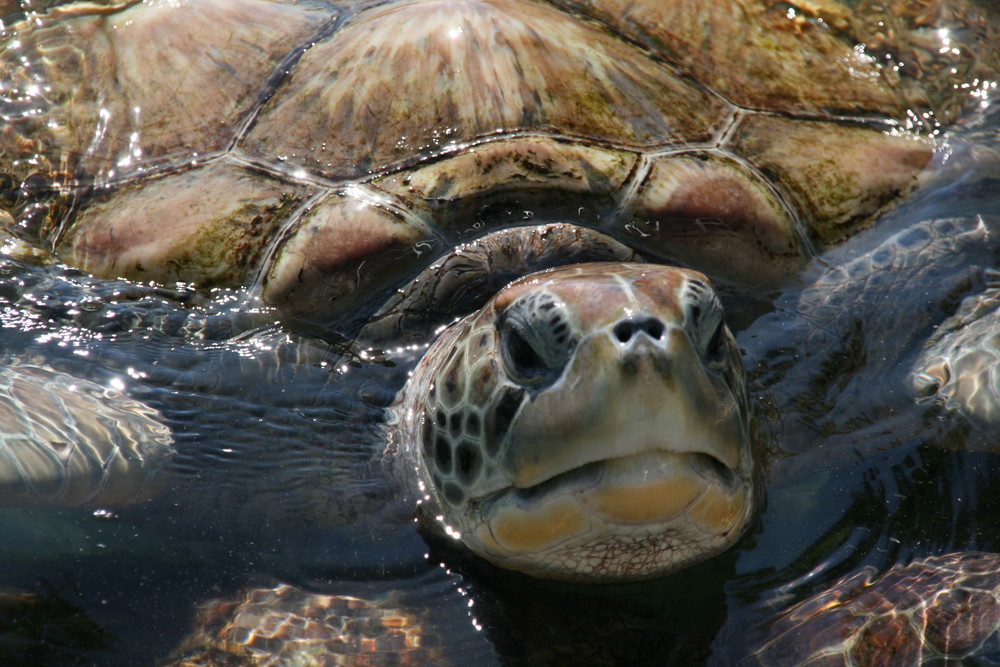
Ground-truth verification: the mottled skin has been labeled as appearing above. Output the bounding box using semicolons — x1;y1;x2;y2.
389;256;756;581
0;363;171;506
914;280;1000;425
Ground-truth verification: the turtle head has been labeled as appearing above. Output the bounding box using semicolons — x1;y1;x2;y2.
392;262;759;582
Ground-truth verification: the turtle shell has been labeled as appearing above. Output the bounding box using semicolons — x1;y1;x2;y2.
3;0;997;329
165;584;440;667
752;552;1000;665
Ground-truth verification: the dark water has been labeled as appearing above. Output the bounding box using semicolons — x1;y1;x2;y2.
1;1;999;666
0;159;995;665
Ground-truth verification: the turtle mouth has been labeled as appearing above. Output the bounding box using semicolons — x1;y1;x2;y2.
477;447;745;532
511;450;738;506
468;448;751;567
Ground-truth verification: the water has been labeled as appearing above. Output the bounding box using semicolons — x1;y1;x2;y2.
1;0;999;664
1;170;996;665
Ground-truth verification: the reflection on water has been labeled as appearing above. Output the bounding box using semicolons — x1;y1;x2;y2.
0;581;111;665
1;161;996;665
0;0;999;665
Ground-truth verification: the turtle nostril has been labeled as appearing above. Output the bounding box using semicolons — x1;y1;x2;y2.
613;317;665;344
642;318;665;341
613;320;633;344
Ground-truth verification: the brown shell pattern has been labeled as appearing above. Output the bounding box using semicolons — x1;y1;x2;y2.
164;584;440;667
0;0;997;327
753;552;1000;666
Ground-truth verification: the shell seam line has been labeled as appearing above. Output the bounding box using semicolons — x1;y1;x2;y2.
606;153;652;230
354;182;447;243
229;10;352;152
247;188;332;300
18;0;142;23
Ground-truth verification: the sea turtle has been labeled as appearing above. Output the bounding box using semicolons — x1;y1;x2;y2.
1;0;1000;663
751;551;1000;665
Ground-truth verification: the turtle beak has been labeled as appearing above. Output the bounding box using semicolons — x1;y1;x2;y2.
500;313;745;490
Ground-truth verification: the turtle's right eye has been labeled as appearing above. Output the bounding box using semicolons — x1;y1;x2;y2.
500;320;549;385
497;291;575;387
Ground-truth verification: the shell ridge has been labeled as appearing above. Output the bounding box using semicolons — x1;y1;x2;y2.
356;130;655;185
704;147;814;261
605;152;653;230
247;187;331;299
229;10;350;152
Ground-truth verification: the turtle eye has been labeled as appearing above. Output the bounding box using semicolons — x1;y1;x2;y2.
500;320;549;384
705;319;728;361
684;277;728;361
498;291;574;386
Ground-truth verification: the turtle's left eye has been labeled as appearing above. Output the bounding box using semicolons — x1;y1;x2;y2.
684;277;729;362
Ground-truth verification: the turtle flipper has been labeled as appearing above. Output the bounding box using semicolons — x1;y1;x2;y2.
0;364;172;506
0;581;112;664
164;584;443;667
751;552;1000;665
914;271;1000;424
745;215;1000;436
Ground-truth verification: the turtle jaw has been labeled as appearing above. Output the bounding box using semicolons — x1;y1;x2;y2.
463;324;756;583
466;448;754;582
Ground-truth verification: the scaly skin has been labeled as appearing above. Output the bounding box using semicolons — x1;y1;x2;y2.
389;245;758;581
